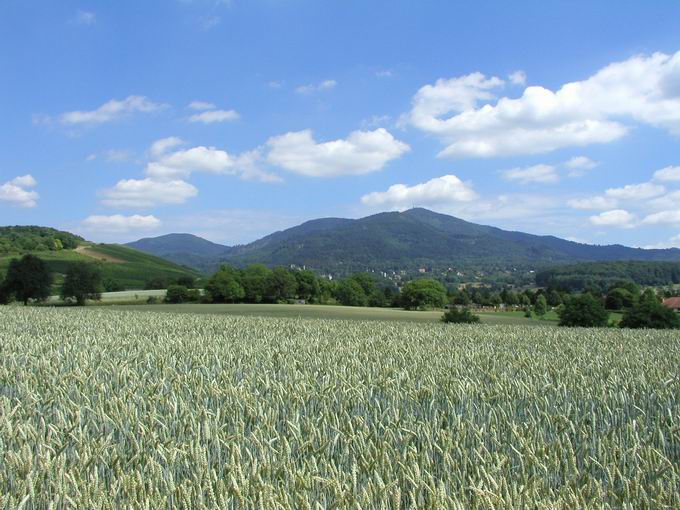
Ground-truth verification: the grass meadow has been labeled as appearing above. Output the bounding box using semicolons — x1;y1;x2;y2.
1;307;678;508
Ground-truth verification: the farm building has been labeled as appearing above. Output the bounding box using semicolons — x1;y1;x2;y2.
662;297;680;311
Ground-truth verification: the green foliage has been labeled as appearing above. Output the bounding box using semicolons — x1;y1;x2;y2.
294;270;321;302
533;295;548;316
441;307;480;323
165;285;190;304
0;226;82;255
2;307;679;507
2;254;53;305
61;262;103;305
241;264;273;303
268;267;298;302
400;279;447;310
619;297;680;329
205;265;245;303
176;275;196;288
546;289;562;307
536;261;680;291
558;294;609;328
102;278;125;292
334;279;368;307
605;287;637;310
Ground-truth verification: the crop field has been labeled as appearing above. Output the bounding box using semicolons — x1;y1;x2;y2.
1;308;678;508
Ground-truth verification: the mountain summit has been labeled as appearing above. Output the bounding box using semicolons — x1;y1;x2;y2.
127;209;680;274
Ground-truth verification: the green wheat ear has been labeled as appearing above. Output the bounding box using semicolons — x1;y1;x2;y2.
0;306;678;508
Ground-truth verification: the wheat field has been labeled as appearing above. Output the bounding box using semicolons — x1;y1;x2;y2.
0;307;678;509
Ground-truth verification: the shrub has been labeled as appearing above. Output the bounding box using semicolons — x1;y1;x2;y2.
441;308;480;324
61;263;103;305
400;279;447;310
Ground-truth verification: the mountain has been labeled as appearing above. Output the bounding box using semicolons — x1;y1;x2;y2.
127;233;231;270
127;209;680;276
1;226;200;290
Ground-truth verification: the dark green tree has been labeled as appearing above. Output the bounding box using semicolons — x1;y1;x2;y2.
619;298;680;329
61;262;103;305
268;267;298;302
205;265;245;303
241;264;273;303
558;294;609;327
350;273;376;296
294;270;320;302
335;279;368;307
400;279;447;310
533;294;548;316
605;288;636;310
165;284;190;304
546;289;562;307
0;277;9;304
176;276;195;288
3;254;52;305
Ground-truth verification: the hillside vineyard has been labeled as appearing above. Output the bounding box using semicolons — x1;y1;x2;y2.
1;307;678;508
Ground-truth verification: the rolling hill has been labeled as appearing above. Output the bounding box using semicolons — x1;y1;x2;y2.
127;208;680;275
127;233;231;271
0;226;200;290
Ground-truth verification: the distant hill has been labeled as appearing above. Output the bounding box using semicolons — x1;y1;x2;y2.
0;226;199;290
127;233;231;271
127;208;680;276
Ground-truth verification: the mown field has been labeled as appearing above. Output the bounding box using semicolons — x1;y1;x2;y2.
1;307;678;508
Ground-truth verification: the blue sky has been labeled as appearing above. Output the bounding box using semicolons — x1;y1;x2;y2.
2;1;680;248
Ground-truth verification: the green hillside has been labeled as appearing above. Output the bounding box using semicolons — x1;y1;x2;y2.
0;227;200;290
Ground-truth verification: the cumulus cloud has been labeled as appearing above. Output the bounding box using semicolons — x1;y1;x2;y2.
147;144;281;183
60;96;166;125
642;210;680;226
267;128;409;177
0;175;39;208
295;79;337;94
502;164;559;184
101;178;198;208
406;51;680;158
361;175;477;209
189;109;239;123
653;165;680;182
565;155;599;176
567;196;618;210
605;182;666;200
81;214;161;233
149;137;184;158
508;70;526;85
590;209;637;228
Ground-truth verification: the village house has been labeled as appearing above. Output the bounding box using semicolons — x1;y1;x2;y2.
662;297;680;312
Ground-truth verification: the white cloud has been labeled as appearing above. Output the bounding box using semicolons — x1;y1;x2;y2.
642;210;680;226
60;96;166;125
361;175;477;209
648;190;680;210
407;51;680;158
189;109;239;124
605;182;666;200
644;234;680;249
295;79;337;95
188;101;216;111
653;165;680;182
376;69;394;78
567;196;618;210
101;178;198;208
508;70;526;85
268;80;283;89
565;155;599;177
81;214;161;233
200;15;221;30
502;164;559;184
147;145;281;183
0;175;39;208
149;137;184;158
74;10;96;26
589;209;637;228
267;128;409;177
105;149;132;162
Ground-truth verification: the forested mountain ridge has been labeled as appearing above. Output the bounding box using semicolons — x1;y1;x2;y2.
128;208;680;275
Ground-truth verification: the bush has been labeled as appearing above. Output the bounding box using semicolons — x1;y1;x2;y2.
335;279;368;307
103;278;125;292
146;296;159;304
441;308;480;324
558;294;609;327
165;285;190;304
619;298;680;329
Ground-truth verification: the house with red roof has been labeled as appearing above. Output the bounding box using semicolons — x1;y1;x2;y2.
662;297;680;312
